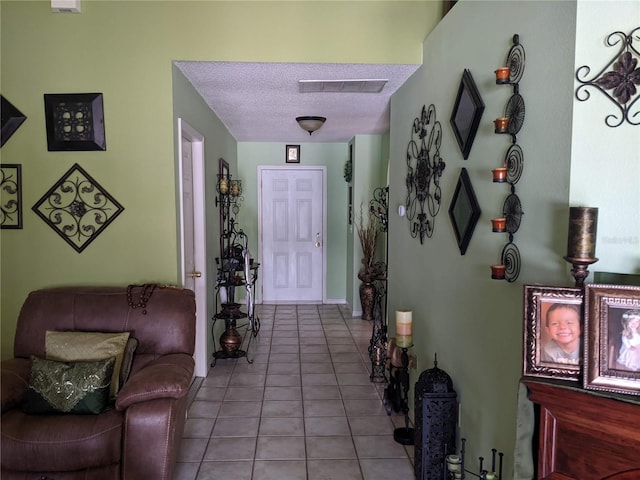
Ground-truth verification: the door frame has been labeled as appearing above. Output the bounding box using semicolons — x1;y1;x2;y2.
258;165;327;304
178;118;208;377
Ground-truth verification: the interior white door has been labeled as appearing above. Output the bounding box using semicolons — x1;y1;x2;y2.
178;119;207;378
260;167;325;303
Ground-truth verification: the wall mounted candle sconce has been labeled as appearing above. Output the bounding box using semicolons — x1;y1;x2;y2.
215;173;243;215
215;158;243;259
491;35;525;282
575;27;640;127
405;104;446;244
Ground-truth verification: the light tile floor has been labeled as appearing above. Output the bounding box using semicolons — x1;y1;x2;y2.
172;304;415;480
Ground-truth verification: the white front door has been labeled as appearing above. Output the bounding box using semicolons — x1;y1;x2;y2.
259;167;325;303
178;119;207;378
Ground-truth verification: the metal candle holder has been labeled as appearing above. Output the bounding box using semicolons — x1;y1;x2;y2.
564;206;598;287
444;439;504;480
393;346;415;446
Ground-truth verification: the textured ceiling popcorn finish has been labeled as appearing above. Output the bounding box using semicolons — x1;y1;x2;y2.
174;62;420;143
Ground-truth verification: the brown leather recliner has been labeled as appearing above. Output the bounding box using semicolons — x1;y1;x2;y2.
1;286;196;480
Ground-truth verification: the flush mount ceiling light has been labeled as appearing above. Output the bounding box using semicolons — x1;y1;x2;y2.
296;116;326;135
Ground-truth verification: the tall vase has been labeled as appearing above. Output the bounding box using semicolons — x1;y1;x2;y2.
359;281;376;322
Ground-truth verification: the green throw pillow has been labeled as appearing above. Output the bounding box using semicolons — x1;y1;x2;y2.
24;356;115;415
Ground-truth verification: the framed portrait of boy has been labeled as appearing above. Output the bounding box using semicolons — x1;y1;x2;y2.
523;285;583;381
584;284;640;396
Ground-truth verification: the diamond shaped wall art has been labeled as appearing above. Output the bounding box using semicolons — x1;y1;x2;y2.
32;163;124;252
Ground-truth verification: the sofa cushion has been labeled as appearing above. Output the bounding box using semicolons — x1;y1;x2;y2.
24;356;115;415
45;330;130;397
1;408;123;472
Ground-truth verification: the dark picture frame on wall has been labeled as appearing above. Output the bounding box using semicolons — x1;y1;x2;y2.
584;284;640;396
44;93;106;151
448;168;481;255
450;69;485;160
0;164;23;229
286;144;300;163
1;96;27;148
523;285;583;382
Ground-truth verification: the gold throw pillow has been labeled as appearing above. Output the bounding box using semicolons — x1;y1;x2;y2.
45;331;130;397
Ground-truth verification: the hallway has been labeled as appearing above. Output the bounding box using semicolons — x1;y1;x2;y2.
172;304;414;480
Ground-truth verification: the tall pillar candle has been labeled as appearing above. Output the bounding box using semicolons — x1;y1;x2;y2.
396;310;413;348
566;207;598;259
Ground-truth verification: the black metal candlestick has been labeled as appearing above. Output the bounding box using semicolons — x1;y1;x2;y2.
393;346;414;445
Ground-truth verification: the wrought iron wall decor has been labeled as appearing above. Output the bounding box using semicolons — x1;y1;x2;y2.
575;27;640;127
1;164;22;229
405;104;446;244
44;93;106;151
1;96;27;148
491;34;525;282
368;186;389;382
32;163;124;252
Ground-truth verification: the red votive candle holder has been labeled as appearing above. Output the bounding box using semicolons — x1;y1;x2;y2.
494;117;509;133
492;167;507;183
492;218;507;232
495;67;510;84
491;264;506;280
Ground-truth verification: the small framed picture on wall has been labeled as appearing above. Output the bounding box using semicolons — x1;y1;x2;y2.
286;145;300;163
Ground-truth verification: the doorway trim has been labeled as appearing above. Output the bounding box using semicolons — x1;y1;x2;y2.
178;118;208;377
258;165;327;304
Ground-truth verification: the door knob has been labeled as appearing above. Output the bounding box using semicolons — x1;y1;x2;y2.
315;233;321;248
188;271;202;278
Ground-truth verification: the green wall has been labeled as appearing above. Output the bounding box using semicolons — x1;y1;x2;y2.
0;0;439;359
348;135;387;315
172;66;238;363
388;1;639;476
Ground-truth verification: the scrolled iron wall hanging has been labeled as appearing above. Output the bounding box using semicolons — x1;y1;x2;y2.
32;163;124;252
405;104;445;244
575;27;640;127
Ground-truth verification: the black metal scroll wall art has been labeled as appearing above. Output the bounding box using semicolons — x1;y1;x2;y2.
32;163;124;253
575;26;640;127
405;104;446;244
491;34;526;283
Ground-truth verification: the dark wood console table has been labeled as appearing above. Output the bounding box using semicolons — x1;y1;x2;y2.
524;380;640;479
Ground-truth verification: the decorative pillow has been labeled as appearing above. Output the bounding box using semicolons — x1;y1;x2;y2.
45;331;130;397
23;356;115;414
119;337;139;391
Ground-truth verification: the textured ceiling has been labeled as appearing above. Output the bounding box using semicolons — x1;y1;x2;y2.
175;62;420;143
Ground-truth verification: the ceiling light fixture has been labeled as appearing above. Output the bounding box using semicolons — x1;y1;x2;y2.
296;116;326;135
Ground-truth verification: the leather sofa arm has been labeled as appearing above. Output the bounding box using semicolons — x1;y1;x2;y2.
115;354;194;410
1;358;31;412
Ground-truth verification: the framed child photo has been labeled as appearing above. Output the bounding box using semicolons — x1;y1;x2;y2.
523;285;584;381
584;284;640;396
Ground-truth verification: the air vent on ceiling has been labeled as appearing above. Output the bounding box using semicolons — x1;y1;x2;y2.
299;79;388;94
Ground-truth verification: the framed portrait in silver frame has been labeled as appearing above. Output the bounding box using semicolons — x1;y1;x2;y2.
584;284;640;396
523;285;583;381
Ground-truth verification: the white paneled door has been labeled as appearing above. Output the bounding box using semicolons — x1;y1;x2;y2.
178;119;207;378
260;167;325;303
